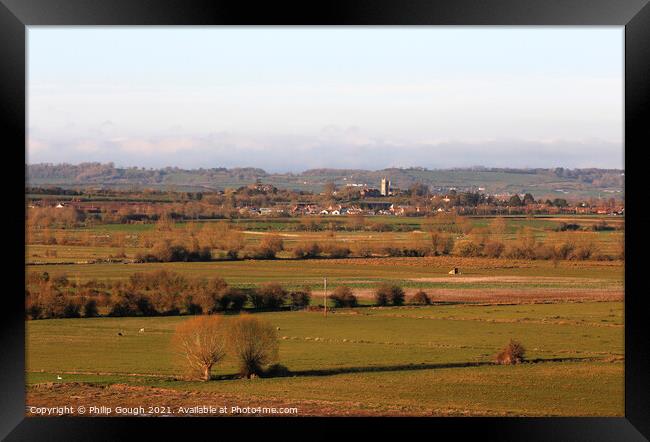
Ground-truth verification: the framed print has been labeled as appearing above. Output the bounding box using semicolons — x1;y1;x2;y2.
1;0;649;440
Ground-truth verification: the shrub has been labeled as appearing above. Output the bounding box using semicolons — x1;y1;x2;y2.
556;222;580;232
108;300;135;317
410;290;431;305
455;241;484;257
26;299;42;320
329;286;358;308
213;291;232;312
39;288;67;318
326;245;351;259
378;243;427;258
83;298;99;318
148;288;181;316
289;288;311;308
400;247;427;257
569;241;598;260
183;296;203;315
133;295;156;316
246;247;277;260
382;246;402;257
495;339;526;365
257;234;284;258
256;283;288;309
173;315;228;381
248;291;266;309
483;241;505;258
375;283;405;306
374;285;390;306
109;290;157;317
504;244;536;260
292;242;322;259
227;289;247;311
389;285;405;306
135;239;212;263
592;221;614;231
62;299;81;318
553;242;575;260
227;316;279;378
25;290;44;319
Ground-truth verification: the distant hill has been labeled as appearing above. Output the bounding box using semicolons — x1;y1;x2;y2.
26;163;624;199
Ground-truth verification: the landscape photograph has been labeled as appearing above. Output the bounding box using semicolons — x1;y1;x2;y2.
25;27;624;417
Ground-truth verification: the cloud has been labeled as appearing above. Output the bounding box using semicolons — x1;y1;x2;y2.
26;129;623;172
73;139;103;153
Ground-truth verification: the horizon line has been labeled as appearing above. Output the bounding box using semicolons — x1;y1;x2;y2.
25;162;625;173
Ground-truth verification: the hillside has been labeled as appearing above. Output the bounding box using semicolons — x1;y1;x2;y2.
26;163;624;199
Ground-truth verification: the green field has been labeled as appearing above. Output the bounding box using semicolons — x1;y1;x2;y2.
61;214;625;233
27;215;625;265
26;301;623;416
25;256;624;290
25;214;625;416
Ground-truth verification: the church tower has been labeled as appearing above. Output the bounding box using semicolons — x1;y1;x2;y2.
380;177;391;196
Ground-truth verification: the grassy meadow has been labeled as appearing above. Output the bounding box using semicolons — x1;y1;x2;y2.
25;214;625;416
27;302;623;416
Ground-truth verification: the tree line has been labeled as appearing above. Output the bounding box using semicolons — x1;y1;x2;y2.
27;215;623;263
25;270;313;320
25;271;440;320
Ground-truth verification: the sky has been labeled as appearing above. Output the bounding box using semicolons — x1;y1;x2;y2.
27;27;624;172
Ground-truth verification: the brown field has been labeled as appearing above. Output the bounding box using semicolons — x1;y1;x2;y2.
27;382;406;416
319;287;623;304
27;356;624;417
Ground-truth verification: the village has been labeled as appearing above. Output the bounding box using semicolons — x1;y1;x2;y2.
30;175;625;223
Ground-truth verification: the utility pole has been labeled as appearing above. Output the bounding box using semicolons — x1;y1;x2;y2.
323;277;327;317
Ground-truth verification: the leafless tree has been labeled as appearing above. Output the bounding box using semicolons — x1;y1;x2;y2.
227;316;279;378
173;315;228;381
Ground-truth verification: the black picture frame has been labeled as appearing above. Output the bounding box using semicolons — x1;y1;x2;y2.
2;1;649;440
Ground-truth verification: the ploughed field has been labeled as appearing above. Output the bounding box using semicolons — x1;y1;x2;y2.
27;300;624;416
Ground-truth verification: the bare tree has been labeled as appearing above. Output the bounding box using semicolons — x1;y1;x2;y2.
259;234;284;253
227;316;279;378
173;316;228;381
